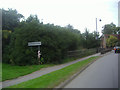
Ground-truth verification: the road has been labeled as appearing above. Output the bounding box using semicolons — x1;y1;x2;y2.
64;52;118;88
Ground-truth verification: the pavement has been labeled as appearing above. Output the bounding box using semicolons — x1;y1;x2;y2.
64;51;118;88
2;53;100;88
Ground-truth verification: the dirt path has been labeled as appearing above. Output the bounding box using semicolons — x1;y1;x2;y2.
2;53;100;88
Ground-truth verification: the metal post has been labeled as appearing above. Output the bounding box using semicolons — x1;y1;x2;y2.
96;18;98;39
96;18;102;39
38;45;41;64
96;18;97;33
38;45;40;51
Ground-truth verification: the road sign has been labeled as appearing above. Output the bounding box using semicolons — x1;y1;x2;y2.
28;42;41;46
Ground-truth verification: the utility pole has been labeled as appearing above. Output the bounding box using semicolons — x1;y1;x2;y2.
96;18;97;34
96;18;102;39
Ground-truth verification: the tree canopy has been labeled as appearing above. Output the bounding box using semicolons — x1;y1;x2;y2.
106;35;118;47
2;8;24;31
8;17;81;65
2;9;101;65
82;28;100;49
102;23;118;34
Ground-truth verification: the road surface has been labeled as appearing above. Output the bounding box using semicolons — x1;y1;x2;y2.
64;52;118;88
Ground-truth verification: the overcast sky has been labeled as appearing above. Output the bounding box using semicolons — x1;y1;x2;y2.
0;0;119;34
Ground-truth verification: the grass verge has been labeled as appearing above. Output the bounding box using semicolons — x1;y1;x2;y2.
7;56;99;88
2;63;54;81
2;51;98;81
2;57;78;81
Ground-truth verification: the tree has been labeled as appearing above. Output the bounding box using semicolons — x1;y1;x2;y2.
7;16;81;65
65;24;80;34
2;8;102;65
2;8;24;63
116;27;120;34
66;24;74;29
2;30;12;63
106;35;118;47
2;8;24;31
102;23;116;34
82;28;100;49
26;15;39;23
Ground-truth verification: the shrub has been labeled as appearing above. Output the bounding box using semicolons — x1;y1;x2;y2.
9;21;80;65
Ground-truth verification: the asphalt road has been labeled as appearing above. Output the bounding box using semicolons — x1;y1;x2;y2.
64;52;118;88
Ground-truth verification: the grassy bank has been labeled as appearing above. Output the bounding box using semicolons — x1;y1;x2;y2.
2;63;54;81
2;48;98;81
7;56;99;88
2;57;78;81
2;58;77;81
0;63;2;82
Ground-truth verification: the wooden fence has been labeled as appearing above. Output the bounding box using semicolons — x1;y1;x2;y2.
67;48;97;58
67;48;113;58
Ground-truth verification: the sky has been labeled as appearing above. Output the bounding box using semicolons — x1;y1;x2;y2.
0;0;119;34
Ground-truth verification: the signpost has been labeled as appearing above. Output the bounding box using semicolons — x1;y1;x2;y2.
28;42;41;64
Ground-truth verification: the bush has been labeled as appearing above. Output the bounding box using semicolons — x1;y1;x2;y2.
8;21;81;65
3;15;100;66
2;30;11;63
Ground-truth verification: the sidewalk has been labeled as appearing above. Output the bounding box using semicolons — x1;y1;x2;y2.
2;53;101;88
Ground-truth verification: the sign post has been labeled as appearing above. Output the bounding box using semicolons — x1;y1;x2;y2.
28;42;41;64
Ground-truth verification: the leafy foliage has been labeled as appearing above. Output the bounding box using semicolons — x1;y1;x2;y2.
2;30;12;63
82;29;100;49
2;8;101;65
116;27;120;34
2;8;24;31
7;16;81;65
106;35;118;47
102;23;117;34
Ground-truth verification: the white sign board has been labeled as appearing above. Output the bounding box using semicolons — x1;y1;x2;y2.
28;42;41;46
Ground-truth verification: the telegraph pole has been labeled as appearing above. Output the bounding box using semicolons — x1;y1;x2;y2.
96;18;101;39
96;18;97;34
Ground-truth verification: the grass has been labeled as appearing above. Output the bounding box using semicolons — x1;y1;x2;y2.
2;57;84;81
61;57;77;64
2;50;97;81
7;56;99;88
0;63;2;81
2;57;77;81
2;63;54;81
